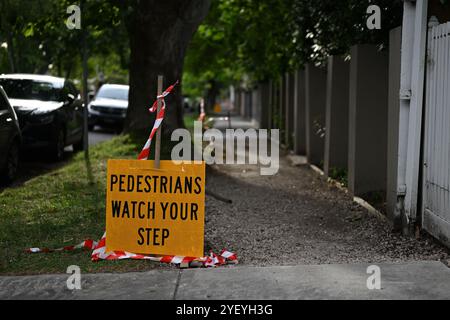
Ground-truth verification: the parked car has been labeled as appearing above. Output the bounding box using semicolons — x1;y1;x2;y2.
88;84;129;131
0;85;21;183
0;74;84;160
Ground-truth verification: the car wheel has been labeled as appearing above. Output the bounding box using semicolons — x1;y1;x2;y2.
73;134;84;152
3;141;19;183
52;129;65;161
115;125;123;134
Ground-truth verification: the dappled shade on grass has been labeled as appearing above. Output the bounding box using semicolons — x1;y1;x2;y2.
0;134;176;275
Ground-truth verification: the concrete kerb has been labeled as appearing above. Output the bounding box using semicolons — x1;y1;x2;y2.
2;261;450;300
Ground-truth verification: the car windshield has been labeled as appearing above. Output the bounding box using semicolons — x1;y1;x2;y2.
96;86;128;101
0;79;62;102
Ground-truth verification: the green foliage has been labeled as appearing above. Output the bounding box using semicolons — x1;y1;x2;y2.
0;134;178;275
184;0;297;96
0;0;404;98
295;0;403;65
0;0;51;73
0;0;130;84
0;135;133;274
183;0;403;97
328;166;348;187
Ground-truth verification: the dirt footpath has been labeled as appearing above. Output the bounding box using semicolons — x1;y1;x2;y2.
204;157;449;266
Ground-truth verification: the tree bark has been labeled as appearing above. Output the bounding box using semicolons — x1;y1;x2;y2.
205;79;219;113
125;0;210;135
6;32;16;73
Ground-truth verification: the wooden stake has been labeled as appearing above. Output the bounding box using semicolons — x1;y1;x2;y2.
154;75;163;169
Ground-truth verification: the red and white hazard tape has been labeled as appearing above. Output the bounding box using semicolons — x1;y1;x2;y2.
27;233;237;267
26;239;98;254
198;98;206;122
91;233;237;266
26;81;238;268
138;81;179;160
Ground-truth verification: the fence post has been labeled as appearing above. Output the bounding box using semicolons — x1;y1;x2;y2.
305;63;327;167
387;26;402;228
324;56;350;178
259;82;270;129
240;89;246;117
279;75;286;144
293;68;306;155
348;44;389;197
267;80;273;129
251;86;260;128
285;73;295;149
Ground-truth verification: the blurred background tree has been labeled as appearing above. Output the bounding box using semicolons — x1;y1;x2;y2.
0;0;404;135
183;0;403;99
0;0;129;85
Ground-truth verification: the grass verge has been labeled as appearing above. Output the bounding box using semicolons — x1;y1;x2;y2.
0;134;177;275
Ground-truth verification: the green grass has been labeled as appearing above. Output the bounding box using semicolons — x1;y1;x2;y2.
0;134;176;275
328;166;348;187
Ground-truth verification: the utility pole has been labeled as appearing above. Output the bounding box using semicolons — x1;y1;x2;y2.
81;0;89;158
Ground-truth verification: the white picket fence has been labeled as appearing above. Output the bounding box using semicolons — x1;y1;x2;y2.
422;21;450;245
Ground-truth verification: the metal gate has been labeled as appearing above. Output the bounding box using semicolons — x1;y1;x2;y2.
422;21;450;245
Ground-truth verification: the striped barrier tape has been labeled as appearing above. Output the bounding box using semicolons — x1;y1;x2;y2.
198;98;206;122
91;233;237;266
138;80;179;160
26;81;238;268
26;240;98;254
27;233;237;267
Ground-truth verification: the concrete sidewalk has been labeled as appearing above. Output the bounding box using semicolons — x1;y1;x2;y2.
1;261;449;300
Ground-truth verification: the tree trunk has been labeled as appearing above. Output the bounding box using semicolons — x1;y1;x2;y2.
125;0;210;135
6;33;16;73
205;79;219;113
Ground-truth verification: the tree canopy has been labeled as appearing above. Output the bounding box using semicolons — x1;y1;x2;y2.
0;0;406;133
183;0;404;97
0;0;130;84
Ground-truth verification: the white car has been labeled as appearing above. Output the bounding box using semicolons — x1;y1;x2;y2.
88;84;129;131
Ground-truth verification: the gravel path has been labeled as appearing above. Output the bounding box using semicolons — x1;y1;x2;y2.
204;156;449;266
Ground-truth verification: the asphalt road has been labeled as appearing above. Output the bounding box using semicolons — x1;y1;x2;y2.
0;126;116;191
88;126;117;146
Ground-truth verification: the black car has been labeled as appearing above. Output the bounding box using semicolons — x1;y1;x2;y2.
0;74;84;160
0;86;21;183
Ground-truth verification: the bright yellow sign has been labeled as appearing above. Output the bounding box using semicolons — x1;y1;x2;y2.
105;159;205;257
